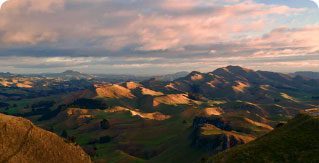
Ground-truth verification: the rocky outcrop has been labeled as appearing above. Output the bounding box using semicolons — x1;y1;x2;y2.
192;116;232;131
191;116;254;153
209;114;319;163
192;126;246;153
0;113;91;163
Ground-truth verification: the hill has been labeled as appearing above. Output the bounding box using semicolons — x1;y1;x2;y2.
41;70;94;80
154;71;189;81
209;114;319;163
292;71;319;79
1;65;319;162
147;65;319;119
0;113;91;163
167;66;319;100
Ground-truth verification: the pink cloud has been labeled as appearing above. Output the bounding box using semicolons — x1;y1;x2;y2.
1;0;64;13
134;1;301;51
161;0;197;11
248;25;319;57
1;30;58;44
0;0;307;53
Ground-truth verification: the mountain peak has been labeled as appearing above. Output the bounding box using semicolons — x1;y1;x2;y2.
224;65;253;72
212;66;255;77
189;71;202;75
62;70;83;75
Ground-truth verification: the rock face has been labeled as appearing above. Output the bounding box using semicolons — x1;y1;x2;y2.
192;126;246;153
191;116;254;153
0;113;91;163
192;116;232;131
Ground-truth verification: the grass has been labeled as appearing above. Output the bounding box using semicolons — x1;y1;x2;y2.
95;111;133;119
46;107;197;162
1;95;60;115
201;128;223;136
92;113;199;162
150;128;205;163
92;142;145;162
210;114;319;163
74;132;93;145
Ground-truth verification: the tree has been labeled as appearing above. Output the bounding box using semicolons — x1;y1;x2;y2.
48;126;55;132
274;98;281;103
68;136;76;143
61;130;68;138
100;119;110;129
99;136;111;143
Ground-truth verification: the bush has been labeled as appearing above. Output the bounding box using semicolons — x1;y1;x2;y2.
99;136;112;143
0;102;9;108
61;130;68;138
31;101;55;109
38;105;67;121
274;98;281;103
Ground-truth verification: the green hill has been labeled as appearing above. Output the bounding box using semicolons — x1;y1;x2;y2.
209;114;319;163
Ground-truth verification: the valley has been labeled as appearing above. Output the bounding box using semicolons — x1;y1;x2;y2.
0;66;318;162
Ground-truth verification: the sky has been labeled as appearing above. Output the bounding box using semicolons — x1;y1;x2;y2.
0;0;318;74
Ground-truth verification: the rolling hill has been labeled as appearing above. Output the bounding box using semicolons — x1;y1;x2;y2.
292;71;319;79
166;66;319;100
1;65;318;162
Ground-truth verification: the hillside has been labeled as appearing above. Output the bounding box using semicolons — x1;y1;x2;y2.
292;71;319;79
150;66;319;119
0;113;91;163
209;114;319;163
167;66;319;100
154;71;189;81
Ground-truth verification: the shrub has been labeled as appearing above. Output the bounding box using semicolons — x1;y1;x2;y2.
99;136;112;143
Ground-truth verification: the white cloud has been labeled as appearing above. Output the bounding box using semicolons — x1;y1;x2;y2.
310;0;319;8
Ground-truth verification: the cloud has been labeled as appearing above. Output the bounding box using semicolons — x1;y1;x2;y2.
310;0;319;8
0;0;317;73
0;0;7;8
247;25;319;57
0;0;301;50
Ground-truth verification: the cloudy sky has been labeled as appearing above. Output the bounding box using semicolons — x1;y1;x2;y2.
0;0;318;74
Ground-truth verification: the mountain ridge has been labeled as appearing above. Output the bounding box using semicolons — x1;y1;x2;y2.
291;71;319;79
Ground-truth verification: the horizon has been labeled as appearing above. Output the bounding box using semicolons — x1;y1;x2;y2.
1;65;318;76
0;0;318;73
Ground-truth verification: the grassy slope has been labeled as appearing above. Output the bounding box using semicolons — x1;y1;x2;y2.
149;128;204;163
61;108;204;162
210;114;319;163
